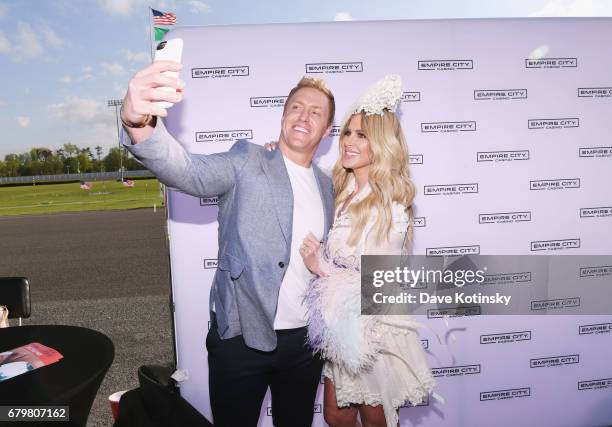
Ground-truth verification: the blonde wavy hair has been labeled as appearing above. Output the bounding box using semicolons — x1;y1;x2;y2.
332;110;416;248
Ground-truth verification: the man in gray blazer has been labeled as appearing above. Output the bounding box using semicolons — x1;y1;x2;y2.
120;60;335;427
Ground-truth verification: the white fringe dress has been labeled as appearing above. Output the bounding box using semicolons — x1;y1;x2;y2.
304;184;435;427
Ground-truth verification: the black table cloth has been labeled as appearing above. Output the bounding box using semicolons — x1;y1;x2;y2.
0;325;114;426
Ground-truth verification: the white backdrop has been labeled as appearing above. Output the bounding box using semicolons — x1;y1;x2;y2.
161;18;612;426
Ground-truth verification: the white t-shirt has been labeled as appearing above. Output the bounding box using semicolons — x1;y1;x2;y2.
273;156;325;329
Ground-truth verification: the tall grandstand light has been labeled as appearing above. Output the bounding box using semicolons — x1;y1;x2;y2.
107;99;124;182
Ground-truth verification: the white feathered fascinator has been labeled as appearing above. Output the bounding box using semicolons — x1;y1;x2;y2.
351;74;403;115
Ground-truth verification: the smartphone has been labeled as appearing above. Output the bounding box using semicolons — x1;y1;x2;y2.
154;38;183;109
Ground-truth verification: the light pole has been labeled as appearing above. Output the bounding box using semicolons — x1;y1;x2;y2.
107;99;124;182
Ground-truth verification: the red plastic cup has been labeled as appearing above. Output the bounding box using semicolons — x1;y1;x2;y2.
108;389;130;420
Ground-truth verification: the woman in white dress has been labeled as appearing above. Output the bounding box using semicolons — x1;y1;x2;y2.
299;75;435;427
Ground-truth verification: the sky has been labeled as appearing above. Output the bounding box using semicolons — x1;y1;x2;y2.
0;0;611;158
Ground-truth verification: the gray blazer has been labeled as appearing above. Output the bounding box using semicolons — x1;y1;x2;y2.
121;121;335;351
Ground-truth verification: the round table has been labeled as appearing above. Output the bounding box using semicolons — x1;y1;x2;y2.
0;325;114;426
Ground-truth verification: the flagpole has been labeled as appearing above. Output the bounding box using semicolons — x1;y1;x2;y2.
148;6;154;61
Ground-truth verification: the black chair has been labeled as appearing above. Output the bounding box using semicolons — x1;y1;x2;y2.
113;364;213;427
0;277;31;326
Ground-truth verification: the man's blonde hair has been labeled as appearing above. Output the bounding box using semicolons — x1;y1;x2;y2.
284;77;335;126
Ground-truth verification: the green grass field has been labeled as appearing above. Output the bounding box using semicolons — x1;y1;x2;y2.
0;179;164;216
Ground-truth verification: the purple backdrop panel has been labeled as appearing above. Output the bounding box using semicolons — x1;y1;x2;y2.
163;18;612;426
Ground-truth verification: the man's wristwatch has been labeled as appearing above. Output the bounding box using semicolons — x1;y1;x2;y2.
120;106;155;128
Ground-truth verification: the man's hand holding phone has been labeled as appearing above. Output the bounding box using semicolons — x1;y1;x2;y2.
121;38;184;143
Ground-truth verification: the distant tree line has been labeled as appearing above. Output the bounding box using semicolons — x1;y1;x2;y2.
0;143;145;177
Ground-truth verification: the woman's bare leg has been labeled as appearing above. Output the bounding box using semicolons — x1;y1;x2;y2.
323;377;361;427
358;403;394;427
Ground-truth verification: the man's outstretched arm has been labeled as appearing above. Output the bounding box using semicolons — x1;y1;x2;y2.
119;60;244;198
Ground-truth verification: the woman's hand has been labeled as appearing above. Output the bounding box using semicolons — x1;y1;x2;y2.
299;232;327;276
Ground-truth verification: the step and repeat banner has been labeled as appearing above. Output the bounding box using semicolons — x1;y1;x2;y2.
162;18;612;426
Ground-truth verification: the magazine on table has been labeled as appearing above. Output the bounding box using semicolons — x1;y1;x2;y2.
0;342;63;382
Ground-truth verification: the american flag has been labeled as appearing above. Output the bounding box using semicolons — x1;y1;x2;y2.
152;8;176;26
